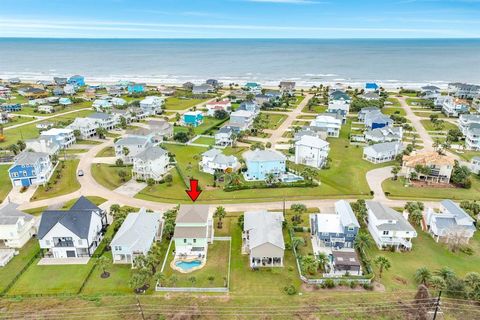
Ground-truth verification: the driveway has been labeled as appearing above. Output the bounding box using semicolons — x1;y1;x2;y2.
114;180;147;197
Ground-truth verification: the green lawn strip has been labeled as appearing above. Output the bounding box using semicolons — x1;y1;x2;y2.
162;240;229;288
366;229;480;290
386;97;401;107
95;146;115;157
382;107;406;117
61;196;107;209
382;176;480;201
192;136;215;146
405;97;426;106
420;119;457;132
63;149;88;154
302;104;327;114
91;164;132;190
294;95;305;106
0;240;40;293
76;139;102;145
13;101;91;116
8;259;95;295
164;97;208;111
449;150;480;161
3;116;36;128
258;113;288;130
23;206;48;216
296;115;316;120
0;164;13;204
31;160;81;201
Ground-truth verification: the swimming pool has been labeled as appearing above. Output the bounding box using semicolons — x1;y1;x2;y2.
175;260;202;271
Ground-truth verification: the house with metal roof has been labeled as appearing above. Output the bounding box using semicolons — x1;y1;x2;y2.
309;114;342;137
279;81;295;95
364;110;392;130
365;126;403;143
87;112;118;130
67;75;85;87
294;135;330;169
0;203;36;249
441;96;469;117
111;208;162;265
132;146;170;181
182;111;204;127
215;126;235;146
229;110;255;131
114;135;153;164
465;123;480;150
140;96;164;115
242;149;286;181
310;200;360;249
363;141;403;164
173;205;214;258
199;149;240;175
37;197;107;260
192;84;214;95
243;211;285;268
365;82;379;92
366;201;417;251
25;136;60;155
424;200;476;244
8;151;54;187
40;128;76;149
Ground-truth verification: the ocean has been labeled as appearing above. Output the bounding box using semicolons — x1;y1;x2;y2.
0;38;479;88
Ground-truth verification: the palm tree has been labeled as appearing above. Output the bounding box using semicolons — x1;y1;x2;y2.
374;256;391;279
123;147;130;157
301;255;319;275
291;237;305;251
354;232;373;253
429;276;446;291
317;253;329;272
188;276;197;287
391;166;401;180
436;267;455;281
265;172;277;186
415;267;432;285
169;274;178;287
155;272;166;287
409;209;423;226
214;206;227;229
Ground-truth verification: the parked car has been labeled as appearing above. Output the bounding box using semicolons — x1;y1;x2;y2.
77;169;84;177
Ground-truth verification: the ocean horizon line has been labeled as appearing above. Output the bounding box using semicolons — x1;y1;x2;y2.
1;37;480;41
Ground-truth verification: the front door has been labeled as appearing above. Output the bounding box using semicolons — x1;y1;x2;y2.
21;178;31;187
66;250;76;258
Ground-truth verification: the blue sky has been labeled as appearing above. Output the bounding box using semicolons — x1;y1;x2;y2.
0;0;479;38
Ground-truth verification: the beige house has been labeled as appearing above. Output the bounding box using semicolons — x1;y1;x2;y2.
243;211;285;268
401;152;455;183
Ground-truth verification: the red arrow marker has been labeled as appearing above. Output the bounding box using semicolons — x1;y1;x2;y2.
186;179;202;202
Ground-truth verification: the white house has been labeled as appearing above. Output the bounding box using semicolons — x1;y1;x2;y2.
441;96;469;117
294;135;330;168
215;126;235;146
173;205;214;258
110;97;127;107
279;81;295;95
362;141;403;164
365;126;403;143
448;82;480;99
132;146;170;182
470;156;480;174
87;112;118;130
465;124;480;150
424;200;476;244
309;114;342;137
199;149;240;175
114;136;153;164
140;96;164;115
111;208;162;265
243;211;285;268
229;110;255;131
40;128;76;148
0;203;36;248
37;197;108;260
66;117;98;139
459;114;480;135
206;99;232;116
37;105;54;114
92;99;113;111
63;84;76;95
366;201;417;250
25;137;60;155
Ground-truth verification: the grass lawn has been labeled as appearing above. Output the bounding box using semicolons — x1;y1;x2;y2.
95;146;115;157
61;196;107;209
383;107;406;117
405;97;426;106
164;97;208;110
162;240;230;288
31;160;80;201
259;113;287;130
420;119;457;132
192;136;215;146
382;176;480;201
366;229;480;290
76;139;102;145
386;97;401;107
9;259;95;295
293;95;305;106
63;148;88;154
3;116;36;128
0;164;13;204
91;164;132;190
23;206;48;216
0;240;40;293
302;104;327;114
174;117;227;136
450;150;480;161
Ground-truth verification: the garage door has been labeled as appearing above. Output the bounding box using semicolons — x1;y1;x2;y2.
66;250;76;258
13;179;22;187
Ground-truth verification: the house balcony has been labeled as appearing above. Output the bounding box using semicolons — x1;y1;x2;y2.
379;236;412;249
54;240;74;247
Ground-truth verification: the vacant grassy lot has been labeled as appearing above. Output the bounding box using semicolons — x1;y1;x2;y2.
95;146;115;157
420;119;457;132
91;164;132;190
383;176;480;201
302;104;327;114
366;229;480;290
405;97;426;106
0;164;13;203
193;136;215;146
386;97;401;107
0;240;40;293
164;97;209;110
382;107;406;117
173;116;227;136
31;160;80;201
3;116;36;128
258;112;288;130
450;150;480;161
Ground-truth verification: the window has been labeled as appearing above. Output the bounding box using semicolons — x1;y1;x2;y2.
347;227;355;231
12;172;18;178
78;239;83;245
382;231;389;235
183;239;187;243
193;239;196;243
45;240;50;246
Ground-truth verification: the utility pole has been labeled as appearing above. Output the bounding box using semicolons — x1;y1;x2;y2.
432;290;442;320
136;296;145;320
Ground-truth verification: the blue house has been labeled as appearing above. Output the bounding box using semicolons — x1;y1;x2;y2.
59;97;72;105
310;200;360;249
365;82;379;91
127;83;145;94
239;101;260;115
242;149;286;181
9;151;54;187
67;75;85;87
182;111;204;127
1;104;21;112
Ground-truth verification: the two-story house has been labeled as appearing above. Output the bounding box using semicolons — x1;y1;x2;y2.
459;114;480;135
365;126;403;143
229;110;255;131
206;99;232;116
25;137;60;155
132;146;170;182
87;112;118;131
140;96;164;115
363;141;403;164
182;111;204;127
242;149;286;181
294;135;330;169
111;208;162;265
309;114;342;138
173;205;214;259
37;197;108;260
114;136;153;164
366;201;417;251
9;151;54;187
215;126;235;146
310;200;360;249
441;96;469;117
402;152;455;183
199;149;240;175
40;128;76;149
66;117;99;139
0;203;36;248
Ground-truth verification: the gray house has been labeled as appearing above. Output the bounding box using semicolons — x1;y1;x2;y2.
310;200;360;249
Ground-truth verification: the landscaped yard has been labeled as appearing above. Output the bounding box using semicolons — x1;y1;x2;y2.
366;229;480;290
164;97;209;110
382;176;480;201
162;240;230;288
95;146;115;157
0;164;13;203
91;163;132;190
31;160;81;201
0;240;40;293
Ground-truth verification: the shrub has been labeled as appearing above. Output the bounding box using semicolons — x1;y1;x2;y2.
283;284;297;295
324;279;335;288
460;246;474;256
350;281;358;289
363;283;374;290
